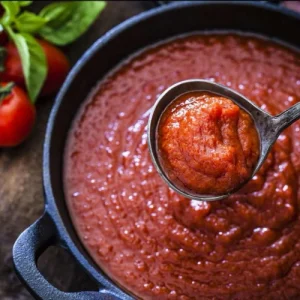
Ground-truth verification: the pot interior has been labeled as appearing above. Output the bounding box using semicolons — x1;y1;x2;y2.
44;1;300;290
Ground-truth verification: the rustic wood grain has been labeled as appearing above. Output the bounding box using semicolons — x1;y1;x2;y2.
0;2;154;299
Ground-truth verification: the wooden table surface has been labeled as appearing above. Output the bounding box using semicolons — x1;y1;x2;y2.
0;2;155;299
1;1;299;300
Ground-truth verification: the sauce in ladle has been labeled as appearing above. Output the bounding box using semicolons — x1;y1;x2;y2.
157;91;260;195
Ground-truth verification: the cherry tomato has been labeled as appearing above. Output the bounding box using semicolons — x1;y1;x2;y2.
0;40;70;96
0;43;23;84
39;40;70;95
0;83;36;147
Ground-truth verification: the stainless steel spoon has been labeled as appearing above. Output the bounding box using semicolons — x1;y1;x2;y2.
147;79;300;201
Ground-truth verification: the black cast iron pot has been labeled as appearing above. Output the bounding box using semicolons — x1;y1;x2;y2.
13;1;300;299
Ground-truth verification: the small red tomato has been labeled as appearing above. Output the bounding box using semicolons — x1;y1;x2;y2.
0;83;36;147
39;40;70;95
0;40;70;96
0;43;23;84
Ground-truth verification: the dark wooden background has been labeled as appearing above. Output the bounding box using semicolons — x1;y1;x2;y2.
0;1;299;300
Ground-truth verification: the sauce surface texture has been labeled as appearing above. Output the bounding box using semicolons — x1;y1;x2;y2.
157;92;260;195
64;34;300;299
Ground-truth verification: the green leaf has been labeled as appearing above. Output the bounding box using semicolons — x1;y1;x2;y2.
0;82;14;103
39;2;76;27
18;1;33;6
0;46;6;72
15;12;47;33
1;1;20;24
38;1;106;46
9;32;47;102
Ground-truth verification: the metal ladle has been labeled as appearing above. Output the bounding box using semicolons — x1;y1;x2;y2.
147;79;300;201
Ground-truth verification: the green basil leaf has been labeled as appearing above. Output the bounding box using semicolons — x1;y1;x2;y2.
10;32;47;102
1;1;20;25
38;1;106;46
39;2;76;27
15;12;47;33
18;1;32;7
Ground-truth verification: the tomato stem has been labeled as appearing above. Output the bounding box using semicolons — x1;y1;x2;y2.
0;82;14;103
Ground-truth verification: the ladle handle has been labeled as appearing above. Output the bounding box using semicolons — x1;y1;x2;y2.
273;102;300;133
251;102;300;176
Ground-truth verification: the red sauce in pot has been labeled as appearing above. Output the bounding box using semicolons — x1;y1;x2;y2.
64;34;300;299
157;92;260;195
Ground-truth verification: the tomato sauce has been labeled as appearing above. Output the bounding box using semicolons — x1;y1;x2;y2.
64;34;300;299
157;92;260;195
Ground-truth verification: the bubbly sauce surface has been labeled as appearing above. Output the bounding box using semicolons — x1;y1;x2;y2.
157;92;260;195
64;34;300;299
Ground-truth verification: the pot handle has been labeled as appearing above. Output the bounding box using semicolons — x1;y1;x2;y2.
13;213;121;299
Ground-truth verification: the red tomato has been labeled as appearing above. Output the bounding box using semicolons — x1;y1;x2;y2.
0;83;36;147
0;43;23;84
39;40;70;95
0;40;70;96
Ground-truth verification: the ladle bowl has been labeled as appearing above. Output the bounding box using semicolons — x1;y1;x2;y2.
147;79;300;201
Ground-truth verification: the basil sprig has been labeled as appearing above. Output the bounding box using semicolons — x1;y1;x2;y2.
39;1;106;46
0;1;106;102
15;12;47;33
7;27;47;102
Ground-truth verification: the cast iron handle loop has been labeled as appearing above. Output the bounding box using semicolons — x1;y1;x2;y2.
13;213;121;300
